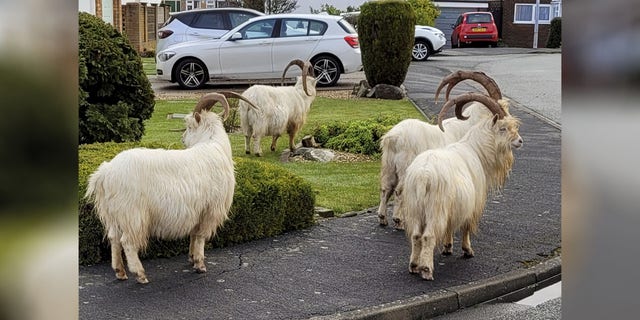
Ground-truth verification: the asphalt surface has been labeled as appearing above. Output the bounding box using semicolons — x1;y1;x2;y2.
79;48;561;319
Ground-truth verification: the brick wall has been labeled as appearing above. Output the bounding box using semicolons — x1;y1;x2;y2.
502;0;551;48
123;3;159;53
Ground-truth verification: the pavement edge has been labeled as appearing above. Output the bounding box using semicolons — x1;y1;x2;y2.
309;256;561;320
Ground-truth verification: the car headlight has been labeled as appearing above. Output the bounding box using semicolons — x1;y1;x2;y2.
158;51;176;62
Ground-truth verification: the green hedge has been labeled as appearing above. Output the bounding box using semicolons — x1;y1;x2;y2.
79;142;316;265
310;115;403;155
358;0;416;87
546;17;561;48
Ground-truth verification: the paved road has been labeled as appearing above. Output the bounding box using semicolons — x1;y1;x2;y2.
80;48;561;320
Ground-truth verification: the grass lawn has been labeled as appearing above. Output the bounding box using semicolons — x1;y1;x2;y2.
143;96;426;214
141;57;156;76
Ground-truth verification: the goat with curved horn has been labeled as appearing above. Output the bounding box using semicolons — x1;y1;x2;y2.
434;70;503;104
217;91;260;110
193;93;231;122
437;92;506;131
281;59;314;96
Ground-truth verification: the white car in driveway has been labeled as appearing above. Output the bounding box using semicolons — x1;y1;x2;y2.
156;14;362;89
156;8;263;55
412;25;446;61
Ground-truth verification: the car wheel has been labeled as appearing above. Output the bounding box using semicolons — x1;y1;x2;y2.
451;37;458;48
412;40;431;61
175;58;208;89
311;55;340;87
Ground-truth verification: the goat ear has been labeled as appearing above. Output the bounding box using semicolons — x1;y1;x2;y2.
195;112;201;123
492;114;499;126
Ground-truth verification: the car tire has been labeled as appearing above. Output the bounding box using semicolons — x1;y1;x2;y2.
451;37;458;49
456;37;464;48
311;55;340;87
175;58;208;90
412;40;431;61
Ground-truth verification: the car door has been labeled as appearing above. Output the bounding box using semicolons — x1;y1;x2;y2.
451;15;463;43
218;18;277;78
271;18;324;77
185;11;230;41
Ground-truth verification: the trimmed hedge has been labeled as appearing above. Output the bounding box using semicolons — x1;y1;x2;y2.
310;115;403;155
546;17;561;48
79;12;155;144
79;142;316;265
358;0;416;87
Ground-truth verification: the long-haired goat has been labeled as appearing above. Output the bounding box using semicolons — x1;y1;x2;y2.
400;80;522;281
84;93;235;284
378;71;510;229
238;59;317;156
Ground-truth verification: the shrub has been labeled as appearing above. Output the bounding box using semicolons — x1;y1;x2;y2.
546;17;561;48
358;0;416;87
407;0;441;26
310;115;403;155
79;142;316;265
79;12;155;144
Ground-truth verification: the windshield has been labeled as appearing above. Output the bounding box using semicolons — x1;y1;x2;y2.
467;14;492;23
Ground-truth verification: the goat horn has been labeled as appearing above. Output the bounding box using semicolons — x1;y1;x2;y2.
434;70;502;104
193;93;230;121
282;59;312;96
437;92;505;132
217;91;259;110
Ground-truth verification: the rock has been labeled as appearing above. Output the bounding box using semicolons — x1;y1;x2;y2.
367;84;406;100
340;211;358;218
352;79;371;97
315;207;334;218
301;135;320;148
279;150;291;162
302;149;335;162
292;147;313;157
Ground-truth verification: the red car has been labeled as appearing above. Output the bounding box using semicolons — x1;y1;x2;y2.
450;12;499;48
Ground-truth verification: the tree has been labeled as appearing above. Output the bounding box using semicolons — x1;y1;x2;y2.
309;3;342;15
242;0;265;12
407;0;440;26
266;0;298;14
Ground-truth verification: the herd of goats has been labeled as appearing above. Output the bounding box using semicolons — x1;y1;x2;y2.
85;59;523;284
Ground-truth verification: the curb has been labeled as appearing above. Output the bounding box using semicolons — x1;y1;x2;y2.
309;257;561;320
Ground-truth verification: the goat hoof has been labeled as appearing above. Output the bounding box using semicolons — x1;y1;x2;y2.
194;266;207;274
115;269;128;280
442;250;453;256
419;268;434;281
136;276;149;284
409;263;419;274
463;251;475;259
245;150;250;155
255;153;262;157
378;218;388;227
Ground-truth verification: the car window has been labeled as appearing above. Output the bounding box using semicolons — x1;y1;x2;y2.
191;12;226;29
337;18;356;34
174;13;197;26
309;20;327;35
229;12;258;27
241;19;276;39
454;15;463;27
281;19;309;37
466;14;492;23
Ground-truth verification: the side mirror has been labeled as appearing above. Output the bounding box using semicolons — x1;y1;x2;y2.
450;24;455;29
229;32;243;41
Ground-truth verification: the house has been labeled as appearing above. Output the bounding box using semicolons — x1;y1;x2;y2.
432;0;562;48
501;0;562;48
79;0;124;33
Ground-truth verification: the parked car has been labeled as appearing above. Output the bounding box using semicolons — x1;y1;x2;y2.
412;25;446;61
156;14;362;89
450;12;499;48
156;8;264;54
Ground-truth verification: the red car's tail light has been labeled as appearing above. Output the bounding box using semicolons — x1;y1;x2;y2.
344;35;359;48
158;30;174;39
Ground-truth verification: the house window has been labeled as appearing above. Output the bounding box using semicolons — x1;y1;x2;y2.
514;3;552;24
186;1;198;11
551;0;562;18
206;1;216;8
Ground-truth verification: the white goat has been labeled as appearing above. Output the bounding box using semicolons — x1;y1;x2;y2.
400;85;523;281
238;59;317;156
378;71;510;229
84;93;235;284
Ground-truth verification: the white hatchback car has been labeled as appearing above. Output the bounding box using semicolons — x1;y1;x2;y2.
156;8;263;54
412;25;447;61
156;14;362;89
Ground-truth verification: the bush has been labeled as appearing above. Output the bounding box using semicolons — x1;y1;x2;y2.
310;115;403;155
358;0;416;87
79;12;155;144
79;142;316;265
546;17;561;48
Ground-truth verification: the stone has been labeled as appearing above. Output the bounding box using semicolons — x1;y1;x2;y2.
315;207;334;218
352;79;371;97
302;149;335;162
367;83;406;100
301;135;320;148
